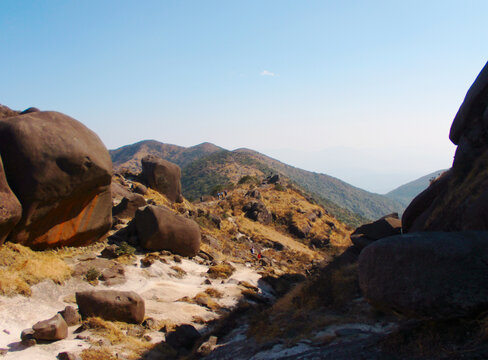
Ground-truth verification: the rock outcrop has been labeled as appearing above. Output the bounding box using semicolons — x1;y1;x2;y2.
141;155;183;203
350;213;401;251
0;111;112;249
0;156;21;244
403;62;488;232
359;231;488;318
76;290;145;324
135;205;201;257
242;201;272;225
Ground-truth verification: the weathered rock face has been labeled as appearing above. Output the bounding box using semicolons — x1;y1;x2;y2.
141;155;183;203
403;62;488;232
359;231;488;318
32;314;68;341
76;290;145;324
351;213;401;251
0;156;21;244
242;201;272;225
135;205;201;257
0;111;112;249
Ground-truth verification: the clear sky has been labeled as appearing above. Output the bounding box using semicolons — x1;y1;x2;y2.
1;1;487;193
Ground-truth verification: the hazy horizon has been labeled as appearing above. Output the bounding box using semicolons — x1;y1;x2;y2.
2;1;484;193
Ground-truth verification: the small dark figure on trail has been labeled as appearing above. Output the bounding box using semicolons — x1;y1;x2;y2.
250;247;255;255
257;253;262;260
224;190;227;196
200;196;204;202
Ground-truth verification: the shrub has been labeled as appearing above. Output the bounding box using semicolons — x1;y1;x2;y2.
116;242;136;256
85;268;101;282
274;183;286;192
238;175;259;185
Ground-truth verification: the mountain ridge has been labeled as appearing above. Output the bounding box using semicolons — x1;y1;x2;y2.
110;140;406;226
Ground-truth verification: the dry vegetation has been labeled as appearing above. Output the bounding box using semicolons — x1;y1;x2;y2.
0;242;72;296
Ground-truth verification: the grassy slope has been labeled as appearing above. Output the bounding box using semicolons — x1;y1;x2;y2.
385;169;448;207
110;140;403;226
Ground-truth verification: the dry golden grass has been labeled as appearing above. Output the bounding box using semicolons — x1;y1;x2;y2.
194;292;221;311
204;287;224;299
81;348;118;360
207;262;235;279
170;265;187;278
81;317;153;359
0;242;72;296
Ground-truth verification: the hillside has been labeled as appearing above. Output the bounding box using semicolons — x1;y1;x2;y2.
110;140;223;172
385;169;447;207
110;140;405;226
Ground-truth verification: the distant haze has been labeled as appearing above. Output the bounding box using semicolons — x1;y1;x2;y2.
0;1;483;193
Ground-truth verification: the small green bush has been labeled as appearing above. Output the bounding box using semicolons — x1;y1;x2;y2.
85;268;100;282
274;183;286;191
116;242;136;256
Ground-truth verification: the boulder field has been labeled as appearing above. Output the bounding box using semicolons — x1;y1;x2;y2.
0;109;112;249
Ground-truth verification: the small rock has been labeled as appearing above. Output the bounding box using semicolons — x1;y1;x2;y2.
59;306;81;326
197;335;218;356
173;255;182;263
100;244;119;259
144;335;152;341
32;314;68;341
165;324;200;350
2;330;9;335
57;352;81;360
203;279;212;285
142;318;157;330
126;327;145;337
0;348;8;356
141;256;155;267
20;328;34;341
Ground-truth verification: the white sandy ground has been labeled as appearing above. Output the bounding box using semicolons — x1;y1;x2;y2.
0;254;263;359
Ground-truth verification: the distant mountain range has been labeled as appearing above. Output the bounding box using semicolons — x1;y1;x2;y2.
385;169;448;207
110;140;426;227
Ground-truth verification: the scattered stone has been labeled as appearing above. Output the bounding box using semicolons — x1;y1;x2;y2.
112;193;146;219
32;314;68;341
100;244;119;259
351;213;401;251
20;328;35;341
57;352;81;360
135;205;201;257
165;324;200;350
197;336;218;356
245;189;261;199
76;290;145;324
0;348;8;356
141;255;156;267
242;201;272;225
238;281;258;292
142;317;157;330
173;255;182;263
2;330;9;335
126;326;145;337
266;174;280;184
133;183;148;195
58;306;81;326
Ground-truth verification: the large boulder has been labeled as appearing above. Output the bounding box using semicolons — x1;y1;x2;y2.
0;156;21;244
359;231;488;318
403;62;488;232
135;205;201;257
141;155;183;203
351;213;401;250
0;111;112;249
76;290;145;324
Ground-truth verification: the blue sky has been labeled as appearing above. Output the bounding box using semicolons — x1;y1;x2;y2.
1;1;487;193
